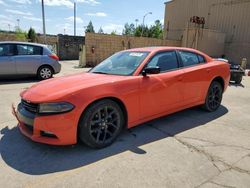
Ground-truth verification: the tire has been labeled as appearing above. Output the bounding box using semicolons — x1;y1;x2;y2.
203;81;223;112
37;66;53;80
78;99;125;148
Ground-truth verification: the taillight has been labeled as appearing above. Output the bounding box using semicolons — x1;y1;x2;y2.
49;54;59;61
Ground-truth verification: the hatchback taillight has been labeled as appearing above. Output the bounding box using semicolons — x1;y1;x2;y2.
49;54;59;61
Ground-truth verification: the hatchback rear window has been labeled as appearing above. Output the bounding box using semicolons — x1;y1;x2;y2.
17;45;43;55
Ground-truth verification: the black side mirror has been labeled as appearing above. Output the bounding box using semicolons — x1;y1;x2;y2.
142;66;160;76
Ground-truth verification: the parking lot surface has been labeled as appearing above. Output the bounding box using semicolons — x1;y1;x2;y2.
0;61;250;188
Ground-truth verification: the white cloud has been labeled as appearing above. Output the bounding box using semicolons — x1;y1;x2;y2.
10;0;31;4
0;14;8;19
103;23;123;34
55;22;84;35
5;9;32;16
65;16;84;24
0;0;7;6
86;12;107;17
77;0;100;5
40;0;74;8
38;0;100;9
23;16;42;22
0;20;16;30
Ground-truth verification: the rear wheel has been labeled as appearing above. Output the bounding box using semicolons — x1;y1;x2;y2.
37;66;53;80
78;99;124;148
203;81;223;112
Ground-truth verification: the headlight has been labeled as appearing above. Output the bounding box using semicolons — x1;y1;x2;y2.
38;102;74;114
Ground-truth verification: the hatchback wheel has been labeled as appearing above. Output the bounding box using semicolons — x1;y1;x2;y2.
203;81;223;112
38;66;53;80
78;99;124;148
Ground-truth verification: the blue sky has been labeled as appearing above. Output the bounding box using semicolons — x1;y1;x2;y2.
0;0;166;36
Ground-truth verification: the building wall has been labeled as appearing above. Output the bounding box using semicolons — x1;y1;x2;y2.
57;35;85;60
85;33;181;66
164;0;250;63
182;28;226;57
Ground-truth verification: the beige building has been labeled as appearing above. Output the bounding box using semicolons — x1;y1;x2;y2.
164;0;250;64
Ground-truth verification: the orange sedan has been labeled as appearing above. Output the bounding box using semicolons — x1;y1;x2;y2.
12;47;230;148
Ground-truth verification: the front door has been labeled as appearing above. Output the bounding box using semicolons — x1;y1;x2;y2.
139;51;184;119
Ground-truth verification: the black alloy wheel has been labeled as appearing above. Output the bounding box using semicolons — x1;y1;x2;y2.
79;99;124;148
203;81;223;112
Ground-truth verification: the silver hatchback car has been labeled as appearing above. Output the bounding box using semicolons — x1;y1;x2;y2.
0;41;61;80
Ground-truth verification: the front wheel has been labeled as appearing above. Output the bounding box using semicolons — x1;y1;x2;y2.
203;81;223;112
78;99;124;148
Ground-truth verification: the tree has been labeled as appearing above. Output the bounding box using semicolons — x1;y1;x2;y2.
122;23;135;35
134;25;143;37
27;27;37;42
15;27;27;41
122;20;163;39
98;27;104;34
111;30;117;35
150;20;163;39
85;21;95;33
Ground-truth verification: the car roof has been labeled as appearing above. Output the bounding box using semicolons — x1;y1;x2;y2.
0;41;47;48
125;46;200;53
125;46;212;60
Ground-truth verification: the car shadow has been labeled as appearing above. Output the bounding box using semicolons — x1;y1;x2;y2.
229;81;245;88
0;77;39;85
0;106;228;175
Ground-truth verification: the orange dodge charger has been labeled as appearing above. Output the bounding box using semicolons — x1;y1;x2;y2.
13;47;230;148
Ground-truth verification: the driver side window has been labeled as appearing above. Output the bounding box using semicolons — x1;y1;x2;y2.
147;51;179;72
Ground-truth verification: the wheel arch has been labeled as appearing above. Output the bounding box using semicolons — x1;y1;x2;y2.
77;96;128;140
37;64;55;75
212;76;225;92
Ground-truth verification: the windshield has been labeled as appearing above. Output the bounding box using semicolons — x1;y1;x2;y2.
90;51;149;76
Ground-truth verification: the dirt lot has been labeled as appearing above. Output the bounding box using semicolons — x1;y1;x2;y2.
0;61;250;188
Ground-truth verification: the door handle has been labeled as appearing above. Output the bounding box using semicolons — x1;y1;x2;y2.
206;69;211;73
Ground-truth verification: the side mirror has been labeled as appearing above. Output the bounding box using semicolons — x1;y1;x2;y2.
142;66;160;76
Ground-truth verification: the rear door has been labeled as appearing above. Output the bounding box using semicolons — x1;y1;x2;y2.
15;44;42;74
0;44;16;75
177;50;209;104
139;51;185;119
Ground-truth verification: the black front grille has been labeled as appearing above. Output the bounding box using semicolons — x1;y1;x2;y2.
21;99;38;113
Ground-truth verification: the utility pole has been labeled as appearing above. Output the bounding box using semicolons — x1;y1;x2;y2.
41;0;47;44
8;24;11;32
16;19;20;29
141;12;152;37
74;2;76;36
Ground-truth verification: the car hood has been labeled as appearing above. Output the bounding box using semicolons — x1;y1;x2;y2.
21;73;126;102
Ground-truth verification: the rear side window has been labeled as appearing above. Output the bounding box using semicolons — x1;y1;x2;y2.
147;51;179;72
198;54;206;63
17;45;43;55
179;51;199;67
0;44;15;56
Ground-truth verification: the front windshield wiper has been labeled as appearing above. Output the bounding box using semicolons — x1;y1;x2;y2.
92;71;109;75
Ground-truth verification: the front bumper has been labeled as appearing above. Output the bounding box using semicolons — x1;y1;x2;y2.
12;103;78;145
